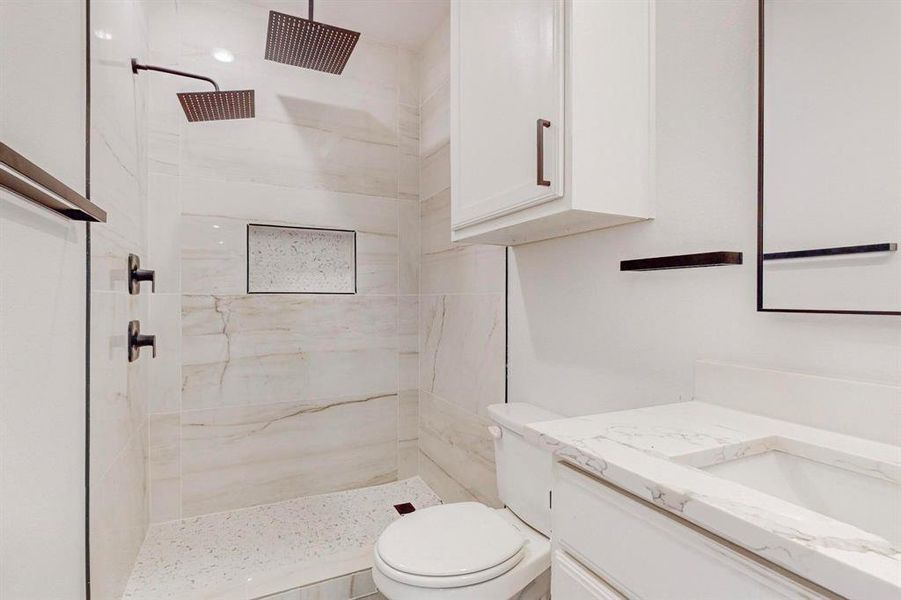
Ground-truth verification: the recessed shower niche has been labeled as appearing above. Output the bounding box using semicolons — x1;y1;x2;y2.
246;223;357;294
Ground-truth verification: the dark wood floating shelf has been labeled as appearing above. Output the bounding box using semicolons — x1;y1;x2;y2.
621;251;744;272
0;141;106;222
763;243;897;261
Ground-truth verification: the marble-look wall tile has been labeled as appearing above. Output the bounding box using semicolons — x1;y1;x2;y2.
420;143;450;203
419;391;501;507
182;294;398;411
147;172;180;293
397;440;419;480
148;292;181;414
419;17;449;106
417;451;478;505
420;193;506;295
420;82;449;158
149;412;181;523
247;225;356;294
398;48;420;108
398;198;420;295
180;395;398;516
419;294;505;417
90;423;149;600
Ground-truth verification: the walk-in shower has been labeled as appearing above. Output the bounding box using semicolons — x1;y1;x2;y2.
265;0;360;75
130;59;255;122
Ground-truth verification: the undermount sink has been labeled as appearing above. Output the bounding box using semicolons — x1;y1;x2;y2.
702;450;901;546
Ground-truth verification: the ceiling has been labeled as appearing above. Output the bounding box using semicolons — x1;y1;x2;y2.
260;0;449;49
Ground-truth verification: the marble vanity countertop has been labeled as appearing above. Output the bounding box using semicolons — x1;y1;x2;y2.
524;401;901;599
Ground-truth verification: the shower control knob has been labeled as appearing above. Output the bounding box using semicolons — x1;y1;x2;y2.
128;320;156;363
128;253;156;294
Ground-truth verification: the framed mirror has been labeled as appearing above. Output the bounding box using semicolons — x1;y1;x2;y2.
758;0;900;315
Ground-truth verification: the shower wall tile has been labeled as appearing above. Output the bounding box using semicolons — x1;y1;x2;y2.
147;0;427;519
179;176;399;235
398;198;420;294
420;81;449;158
148;292;182;414
419;391;501;507
180;120;399;198
179;394;398;516
415;18;506;507
147;172;181;294
420;189;505;294
397;440;419;480
247;225;356;294
181;294;397;410
419;294;505;418
420;18;450;107
419;143;450;203
149;412;181;523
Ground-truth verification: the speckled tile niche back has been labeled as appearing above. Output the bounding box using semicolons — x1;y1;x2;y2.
124;477;441;600
248;224;356;294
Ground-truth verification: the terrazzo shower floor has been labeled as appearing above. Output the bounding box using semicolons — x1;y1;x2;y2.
124;477;441;600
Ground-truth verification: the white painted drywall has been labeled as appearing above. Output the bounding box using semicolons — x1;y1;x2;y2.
508;0;901;418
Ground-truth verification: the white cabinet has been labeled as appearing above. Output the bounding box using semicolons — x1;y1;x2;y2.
450;0;654;246
552;462;831;599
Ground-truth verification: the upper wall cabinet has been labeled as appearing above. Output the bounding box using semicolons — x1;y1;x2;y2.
451;0;654;246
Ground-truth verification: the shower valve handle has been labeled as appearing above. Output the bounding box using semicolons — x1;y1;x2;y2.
128;320;156;363
128;253;156;294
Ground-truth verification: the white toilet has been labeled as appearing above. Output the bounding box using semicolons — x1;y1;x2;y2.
372;403;561;599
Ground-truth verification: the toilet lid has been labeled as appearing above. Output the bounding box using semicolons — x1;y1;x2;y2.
376;502;526;577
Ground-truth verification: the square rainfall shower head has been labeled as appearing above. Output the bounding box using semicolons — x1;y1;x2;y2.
265;10;360;75
176;90;255;122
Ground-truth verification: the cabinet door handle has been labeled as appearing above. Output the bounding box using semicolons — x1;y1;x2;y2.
536;118;551;186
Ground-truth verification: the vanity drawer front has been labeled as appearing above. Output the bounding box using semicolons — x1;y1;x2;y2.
552;549;626;599
553;462;830;600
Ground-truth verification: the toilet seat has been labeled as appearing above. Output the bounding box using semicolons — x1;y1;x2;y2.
374;502;526;588
374;544;525;588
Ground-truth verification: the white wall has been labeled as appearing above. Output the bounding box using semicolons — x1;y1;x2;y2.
509;0;901;418
0;1;87;598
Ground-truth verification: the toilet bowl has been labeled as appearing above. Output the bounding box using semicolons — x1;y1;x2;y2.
372;403;561;599
372;504;550;599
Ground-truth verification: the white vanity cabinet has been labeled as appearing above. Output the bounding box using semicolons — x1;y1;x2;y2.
551;462;833;600
450;0;654;245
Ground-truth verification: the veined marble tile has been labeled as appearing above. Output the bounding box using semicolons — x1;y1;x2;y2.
182;217;397;296
398;388;419;443
398;296;419;353
417;450;478;505
247;225;356;294
398;199;420;294
181;294;398;410
420;193;505;294
181;215;247;295
419;17;449;106
124;478;440;600
179;176;399;237
147;172;181;293
90;421;149;600
397;440;419;480
398;152;419;202
420;81;449;159
149;413;181;524
419;391;501;507
91;290;149;486
398;48;420;107
148;292;182;414
419;294;506;417
179;395;399;515
181;118;399;198
419;143;450;202
399;104;420;158
356;232;398;295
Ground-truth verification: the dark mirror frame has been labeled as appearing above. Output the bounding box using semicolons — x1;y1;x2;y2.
756;0;901;316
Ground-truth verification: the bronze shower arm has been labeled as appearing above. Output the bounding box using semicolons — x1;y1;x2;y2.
130;58;220;91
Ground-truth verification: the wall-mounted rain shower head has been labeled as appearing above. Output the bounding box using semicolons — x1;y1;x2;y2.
131;58;255;122
265;0;360;75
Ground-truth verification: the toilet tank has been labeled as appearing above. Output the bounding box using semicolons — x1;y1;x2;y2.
486;403;561;537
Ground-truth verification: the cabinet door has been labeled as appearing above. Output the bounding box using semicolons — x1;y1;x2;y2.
451;0;564;230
